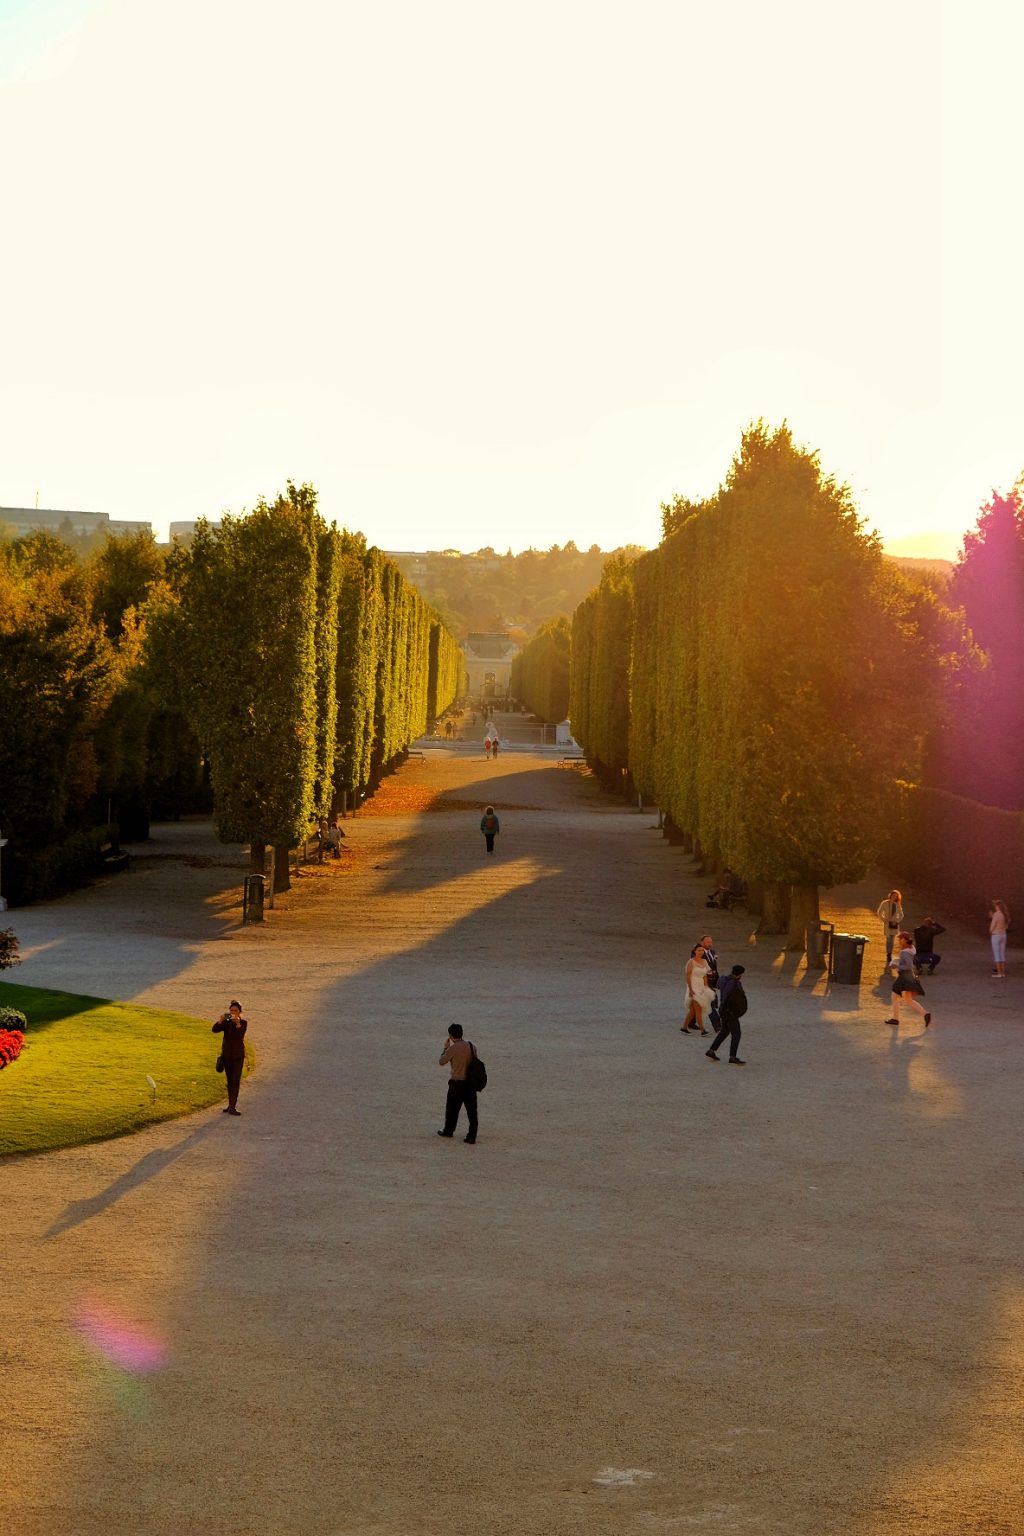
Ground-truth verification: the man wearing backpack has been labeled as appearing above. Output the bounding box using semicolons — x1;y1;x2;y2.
437;1023;481;1143
480;805;500;854
705;964;748;1065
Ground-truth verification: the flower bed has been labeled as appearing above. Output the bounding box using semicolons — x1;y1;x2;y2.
0;1027;25;1069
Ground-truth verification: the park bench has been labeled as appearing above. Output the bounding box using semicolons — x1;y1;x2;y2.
557;754;586;769
100;841;130;874
706;880;748;912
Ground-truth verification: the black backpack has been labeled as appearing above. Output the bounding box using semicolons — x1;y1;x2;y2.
466;1043;487;1092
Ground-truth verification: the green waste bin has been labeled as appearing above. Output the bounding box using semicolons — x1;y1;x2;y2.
807;920;834;970
242;873;266;924
830;932;868;984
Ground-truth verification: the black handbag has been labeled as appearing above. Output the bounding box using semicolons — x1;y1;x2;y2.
215;1053;225;1073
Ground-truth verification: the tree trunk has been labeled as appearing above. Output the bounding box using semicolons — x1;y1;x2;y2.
273;844;291;893
746;882;764;918
249;841;266;877
756;881;791;935
788;883;820;951
663;816;687;847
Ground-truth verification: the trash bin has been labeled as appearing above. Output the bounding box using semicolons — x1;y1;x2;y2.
807;920;834;970
242;873;266;924
830;932;868;984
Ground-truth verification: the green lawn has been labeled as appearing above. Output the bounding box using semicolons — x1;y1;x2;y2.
0;982;252;1157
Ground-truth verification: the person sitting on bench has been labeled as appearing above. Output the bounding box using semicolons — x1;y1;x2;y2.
707;868;745;910
912;918;944;974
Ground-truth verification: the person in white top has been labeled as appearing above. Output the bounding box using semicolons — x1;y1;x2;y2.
682;944;715;1037
989;899;1010;977
876;889;905;964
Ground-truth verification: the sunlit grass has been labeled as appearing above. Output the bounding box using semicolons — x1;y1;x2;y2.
0;982;245;1157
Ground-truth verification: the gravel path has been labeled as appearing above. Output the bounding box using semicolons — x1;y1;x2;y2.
2;743;1021;1535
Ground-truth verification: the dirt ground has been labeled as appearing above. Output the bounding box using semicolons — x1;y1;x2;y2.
2;736;1021;1536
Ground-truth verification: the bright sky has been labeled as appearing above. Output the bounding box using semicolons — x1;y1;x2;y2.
2;0;1021;559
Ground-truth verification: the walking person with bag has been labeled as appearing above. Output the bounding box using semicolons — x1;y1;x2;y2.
212;999;247;1115
706;964;747;1064
480;805;500;854
437;1023;485;1143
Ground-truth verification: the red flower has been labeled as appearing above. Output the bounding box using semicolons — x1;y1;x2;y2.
0;1027;25;1068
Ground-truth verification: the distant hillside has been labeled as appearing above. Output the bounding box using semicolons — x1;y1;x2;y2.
885;553;955;591
387;543;645;639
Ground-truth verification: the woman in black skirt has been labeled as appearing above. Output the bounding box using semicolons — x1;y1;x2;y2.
886;933;931;1028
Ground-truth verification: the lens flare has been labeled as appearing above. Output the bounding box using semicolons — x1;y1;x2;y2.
73;1300;167;1374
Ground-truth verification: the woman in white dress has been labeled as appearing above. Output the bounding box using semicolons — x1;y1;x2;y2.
682;944;715;1036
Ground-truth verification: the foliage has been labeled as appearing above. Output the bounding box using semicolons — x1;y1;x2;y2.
893;783;1024;917
169;486;320;857
0;1027;24;1069
0;930;21;971
572;423;980;920
0;1006;27;1030
570;554;636;784
935;482;1024;810
334;539;463;803
510;616;571;722
88;528;165;639
0;505;461;901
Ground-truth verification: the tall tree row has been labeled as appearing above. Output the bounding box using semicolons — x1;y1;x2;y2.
509;616;571;722
571;424;977;941
0;489;463;901
569;554;635;784
161;488;463;881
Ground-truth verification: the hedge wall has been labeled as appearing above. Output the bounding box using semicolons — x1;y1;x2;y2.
895;785;1024;918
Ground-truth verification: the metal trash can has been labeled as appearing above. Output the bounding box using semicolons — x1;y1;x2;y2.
830;932;868;984
807;919;834;970
242;873;266;924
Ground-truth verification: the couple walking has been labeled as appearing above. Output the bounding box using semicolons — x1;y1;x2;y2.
682;935;747;1064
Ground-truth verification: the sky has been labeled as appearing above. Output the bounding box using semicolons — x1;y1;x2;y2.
1;0;1022;559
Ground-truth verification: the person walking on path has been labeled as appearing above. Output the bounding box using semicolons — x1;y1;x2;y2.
885;934;931;1028
484;738;492;759
682;943;715;1036
480;805;500;854
706;965;747;1064
877;890;905;965
437;1023;478;1143
213;999;247;1114
491;736;500;759
682;934;718;1032
989;899;1010;977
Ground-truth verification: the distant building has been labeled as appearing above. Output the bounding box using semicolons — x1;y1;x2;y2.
0;506;151;539
463;632;519;698
107;519;154;536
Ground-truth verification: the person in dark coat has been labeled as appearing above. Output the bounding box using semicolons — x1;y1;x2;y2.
480;805;500;854
706;965;747;1064
213;999;247;1114
912;917;945;974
